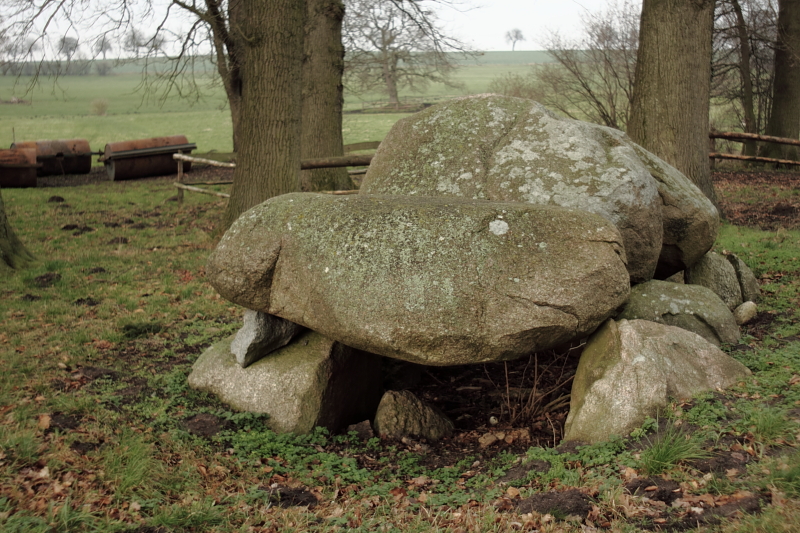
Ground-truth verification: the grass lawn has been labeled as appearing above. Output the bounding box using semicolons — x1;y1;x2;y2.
3;53;800;532
1;169;800;532
0;52;543;156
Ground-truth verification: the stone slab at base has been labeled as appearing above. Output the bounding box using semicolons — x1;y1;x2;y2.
188;331;382;434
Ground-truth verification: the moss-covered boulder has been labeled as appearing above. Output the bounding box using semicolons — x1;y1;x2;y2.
361;94;718;282
207;193;630;366
617;280;740;346
563;319;750;443
188;331;382;433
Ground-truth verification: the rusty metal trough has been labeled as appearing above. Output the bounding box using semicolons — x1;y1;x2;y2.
0;148;39;188
11;139;92;176
101;136;196;181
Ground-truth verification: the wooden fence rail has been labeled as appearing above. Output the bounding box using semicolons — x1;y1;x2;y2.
709;131;800;167
173;151;374;202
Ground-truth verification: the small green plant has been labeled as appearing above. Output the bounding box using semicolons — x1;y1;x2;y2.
630;416;659;439
639;424;710;475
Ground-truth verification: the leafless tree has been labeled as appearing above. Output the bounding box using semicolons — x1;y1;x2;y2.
505;28;524;51
93;35;113;60
520;0;640;130
763;0;800;159
58;35;79;60
343;0;466;107
712;0;777;155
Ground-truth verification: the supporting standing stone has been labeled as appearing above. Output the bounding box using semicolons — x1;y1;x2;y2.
563;319;750;444
685;252;743;310
617;280;740;346
230;309;304;368
188;331;383;434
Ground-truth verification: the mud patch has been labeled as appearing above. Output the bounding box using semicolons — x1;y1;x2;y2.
34;272;61;287
72;226;94;236
47;412;82;433
76;366;120;381
71;441;104;455
265;484;318;508
74;297;101;306
516;488;592;519
498;459;551;483
625;478;681;504
184;413;229;438
692;450;752;475
108;237;129;245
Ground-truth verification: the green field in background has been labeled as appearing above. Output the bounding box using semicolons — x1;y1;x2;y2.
0;51;547;154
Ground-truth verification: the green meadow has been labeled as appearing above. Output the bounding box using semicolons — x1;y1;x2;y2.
0;51;548;155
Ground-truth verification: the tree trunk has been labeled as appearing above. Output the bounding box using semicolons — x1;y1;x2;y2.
383;53;400;106
732;0;758;156
0;189;35;271
221;0;306;230
628;0;719;207
763;0;800;160
300;0;353;192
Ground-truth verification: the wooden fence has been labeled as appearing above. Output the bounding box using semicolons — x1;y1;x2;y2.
173;142;379;203
709;131;800;167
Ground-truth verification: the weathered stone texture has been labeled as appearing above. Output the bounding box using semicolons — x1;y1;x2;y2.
617;280;740;345
373;390;454;441
231;309;304;367
563;319;750;443
361;94;718;282
207;193;630;366
686;252;744;310
188;332;382;434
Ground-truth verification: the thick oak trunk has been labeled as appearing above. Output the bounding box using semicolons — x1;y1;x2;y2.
221;0;305;230
0;190;35;270
763;0;800;160
300;0;353;192
628;0;719;207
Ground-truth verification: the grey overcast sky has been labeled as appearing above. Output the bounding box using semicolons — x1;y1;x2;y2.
433;0;639;51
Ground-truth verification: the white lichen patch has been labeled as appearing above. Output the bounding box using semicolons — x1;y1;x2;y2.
489;219;509;236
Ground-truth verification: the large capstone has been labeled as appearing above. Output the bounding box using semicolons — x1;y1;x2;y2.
207;193;631;366
563;319;750;443
361;94;718;282
617;280;741;346
187;331;382;434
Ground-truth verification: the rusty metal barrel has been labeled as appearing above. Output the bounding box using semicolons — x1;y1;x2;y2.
11;139;92;176
0;148;39;188
101;136;195;181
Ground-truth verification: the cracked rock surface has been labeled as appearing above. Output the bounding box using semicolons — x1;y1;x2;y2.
207;193;630;366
